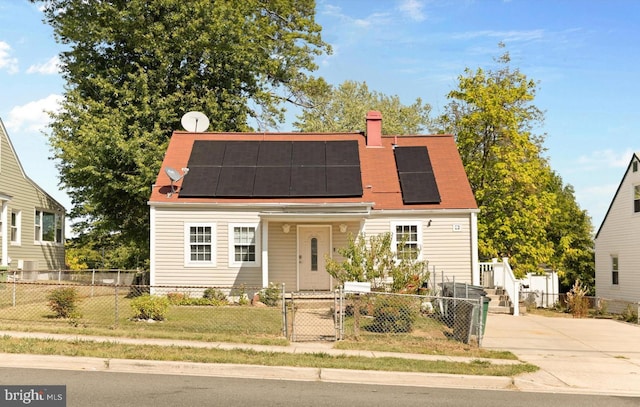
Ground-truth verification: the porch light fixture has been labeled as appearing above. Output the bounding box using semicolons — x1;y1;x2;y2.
339;224;348;233
282;224;291;233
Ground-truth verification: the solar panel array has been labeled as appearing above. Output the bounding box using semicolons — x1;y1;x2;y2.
393;146;441;204
178;140;363;198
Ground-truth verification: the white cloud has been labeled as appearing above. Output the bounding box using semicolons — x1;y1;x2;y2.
398;0;427;22
27;55;61;75
577;148;635;170
0;41;19;74
5;94;63;133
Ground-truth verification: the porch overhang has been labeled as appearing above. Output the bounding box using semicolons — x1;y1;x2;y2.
258;203;373;222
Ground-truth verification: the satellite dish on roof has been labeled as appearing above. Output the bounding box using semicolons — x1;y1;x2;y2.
181;111;210;132
164;166;189;197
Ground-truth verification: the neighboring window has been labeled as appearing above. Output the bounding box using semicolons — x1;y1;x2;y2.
310;237;318;271
10;210;20;243
634;161;639;172
185;223;216;266
393;222;421;260
34;210;63;243
612;256;619;285
635;186;640;213
228;224;259;266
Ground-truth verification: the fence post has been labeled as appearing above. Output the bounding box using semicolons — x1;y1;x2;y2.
114;280;119;328
281;283;287;338
12;270;16;307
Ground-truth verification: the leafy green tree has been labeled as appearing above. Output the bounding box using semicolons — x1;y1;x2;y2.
436;46;556;276
33;0;330;263
545;172;595;293
294;80;432;134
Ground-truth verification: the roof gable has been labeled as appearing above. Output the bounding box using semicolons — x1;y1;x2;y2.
595;152;640;239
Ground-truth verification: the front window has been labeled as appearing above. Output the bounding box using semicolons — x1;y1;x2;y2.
229;223;260;266
34;210;63;243
185;223;216;266
612;256;619;285
635;186;640;213
393;223;420;260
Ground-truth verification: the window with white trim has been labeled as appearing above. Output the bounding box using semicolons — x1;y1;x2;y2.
392;222;421;260
634;185;640;213
185;223;216;266
10;210;20;244
228;223;260;266
34;210;63;243
611;255;619;285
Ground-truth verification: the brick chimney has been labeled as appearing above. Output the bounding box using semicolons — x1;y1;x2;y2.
365;110;382;147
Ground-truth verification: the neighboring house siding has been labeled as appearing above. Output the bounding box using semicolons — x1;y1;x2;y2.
0;120;64;271
595;158;640;307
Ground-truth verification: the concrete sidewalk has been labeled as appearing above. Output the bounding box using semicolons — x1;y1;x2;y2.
482;313;640;396
1;313;639;396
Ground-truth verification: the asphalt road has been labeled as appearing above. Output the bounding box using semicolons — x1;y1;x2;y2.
1;368;638;407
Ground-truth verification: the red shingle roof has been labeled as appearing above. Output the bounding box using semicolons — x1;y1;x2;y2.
148;131;477;210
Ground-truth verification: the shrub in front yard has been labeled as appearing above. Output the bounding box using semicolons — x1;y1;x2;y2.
366;295;418;333
259;283;281;307
47;287;81;319
203;288;228;304
130;294;170;321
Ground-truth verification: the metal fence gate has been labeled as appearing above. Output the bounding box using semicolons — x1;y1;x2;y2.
285;291;340;342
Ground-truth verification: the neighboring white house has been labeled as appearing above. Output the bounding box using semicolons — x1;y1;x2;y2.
594;152;640;311
0;118;65;272
148;112;479;294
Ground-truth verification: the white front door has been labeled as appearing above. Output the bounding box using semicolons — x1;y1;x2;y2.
298;226;331;291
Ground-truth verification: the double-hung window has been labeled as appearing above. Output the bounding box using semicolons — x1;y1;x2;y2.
611;255;619;285
10;210;20;244
185;223;216;266
392;222;421;260
229;223;260;267
34;210;63;244
634;185;640;213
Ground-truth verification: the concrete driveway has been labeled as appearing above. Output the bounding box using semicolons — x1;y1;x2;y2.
482;313;640;396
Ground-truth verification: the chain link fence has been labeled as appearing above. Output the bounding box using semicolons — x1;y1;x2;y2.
1;270;487;346
520;290;640;324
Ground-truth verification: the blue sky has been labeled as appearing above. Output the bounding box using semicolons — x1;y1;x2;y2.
1;0;639;232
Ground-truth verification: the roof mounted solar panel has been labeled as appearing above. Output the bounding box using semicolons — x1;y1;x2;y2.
394;146;441;204
326;166;362;196
178;166;220;197
292;141;326;166
177;140;363;198
216;166;256;197
257;141;292;166
253;166;291;197
326;140;360;166
188;140;226;166
222;141;260;166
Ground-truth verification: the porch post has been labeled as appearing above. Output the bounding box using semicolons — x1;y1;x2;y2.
261;220;269;288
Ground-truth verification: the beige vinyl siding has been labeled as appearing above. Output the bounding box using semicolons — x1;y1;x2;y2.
266;222;297;289
266;221;362;291
595;163;640;305
153;207;262;288
365;213;473;284
0;122;64;270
